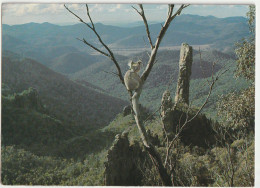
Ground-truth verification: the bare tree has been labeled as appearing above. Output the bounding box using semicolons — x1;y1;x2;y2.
64;4;189;186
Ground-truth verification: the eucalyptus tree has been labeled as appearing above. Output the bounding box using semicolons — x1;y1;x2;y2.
64;4;190;185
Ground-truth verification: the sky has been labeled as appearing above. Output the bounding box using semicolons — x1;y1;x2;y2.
1;3;250;25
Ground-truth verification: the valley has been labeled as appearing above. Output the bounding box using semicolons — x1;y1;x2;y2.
1;11;255;186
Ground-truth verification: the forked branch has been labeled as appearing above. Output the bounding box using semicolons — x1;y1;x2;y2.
132;4;154;49
64;4;125;85
77;38;110;57
140;4;189;82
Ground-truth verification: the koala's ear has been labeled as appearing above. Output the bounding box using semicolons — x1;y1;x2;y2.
138;60;143;67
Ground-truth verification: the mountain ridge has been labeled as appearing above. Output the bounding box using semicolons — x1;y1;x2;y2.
2;53;128;128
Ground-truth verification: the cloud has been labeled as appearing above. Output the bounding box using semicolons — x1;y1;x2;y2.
3;4;65;16
108;4;121;12
89;4;104;12
69;4;82;11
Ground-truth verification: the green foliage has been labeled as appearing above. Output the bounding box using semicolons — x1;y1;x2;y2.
2;83;13;96
213;6;255;186
247;5;255;33
60;150;107;185
235;5;255;81
2;146;66;185
210;138;254;187
1;87;126;185
177;152;212;186
2;55;127;128
217;85;254;129
235;38;255;81
2;87;120;159
1;146;107;185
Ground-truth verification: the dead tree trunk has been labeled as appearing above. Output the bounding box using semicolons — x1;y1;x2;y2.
175;43;193;105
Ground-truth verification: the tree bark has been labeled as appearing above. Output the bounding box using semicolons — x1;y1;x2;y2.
132;84;172;186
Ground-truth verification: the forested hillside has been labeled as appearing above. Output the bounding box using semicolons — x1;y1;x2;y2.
70;49;249;118
2;53;127;128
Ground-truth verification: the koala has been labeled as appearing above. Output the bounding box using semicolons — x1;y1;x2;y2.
124;60;142;91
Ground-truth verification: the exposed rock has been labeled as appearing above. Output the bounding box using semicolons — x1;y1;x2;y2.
159;43;216;148
104;132;144;186
171;104;216;148
161;90;174;134
175;43;193;105
161;100;216;148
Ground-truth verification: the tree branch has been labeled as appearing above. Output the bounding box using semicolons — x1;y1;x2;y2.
64;4;92;30
140;4;188;82
64;4;125;85
103;71;119;77
76;38;110;57
132;4;154;49
85;4;95;29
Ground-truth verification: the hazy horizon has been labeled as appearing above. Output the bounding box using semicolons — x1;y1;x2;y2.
2;4;249;26
2;13;248;27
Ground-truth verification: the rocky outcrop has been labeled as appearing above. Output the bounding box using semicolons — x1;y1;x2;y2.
104;132;144;186
161;90;174;134
175;43;193;105
161;43;216;148
161;96;216;148
172;104;216;148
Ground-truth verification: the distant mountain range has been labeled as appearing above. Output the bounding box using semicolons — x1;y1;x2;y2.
2;14;249;69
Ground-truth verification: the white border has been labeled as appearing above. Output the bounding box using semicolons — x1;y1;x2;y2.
0;0;259;188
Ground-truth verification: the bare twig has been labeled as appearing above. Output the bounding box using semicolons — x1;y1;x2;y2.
164;63;229;171
141;4;188;82
85;4;95;29
132;4;154;49
103;71;119;77
77;38;110;57
65;4;125;85
64;4;92;29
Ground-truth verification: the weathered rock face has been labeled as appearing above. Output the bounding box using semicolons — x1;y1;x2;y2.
161;90;174;133
171;104;216;148
104;132;144;186
161;94;216;148
175;43;193;105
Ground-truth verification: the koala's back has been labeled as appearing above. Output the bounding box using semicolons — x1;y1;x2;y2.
124;70;141;91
